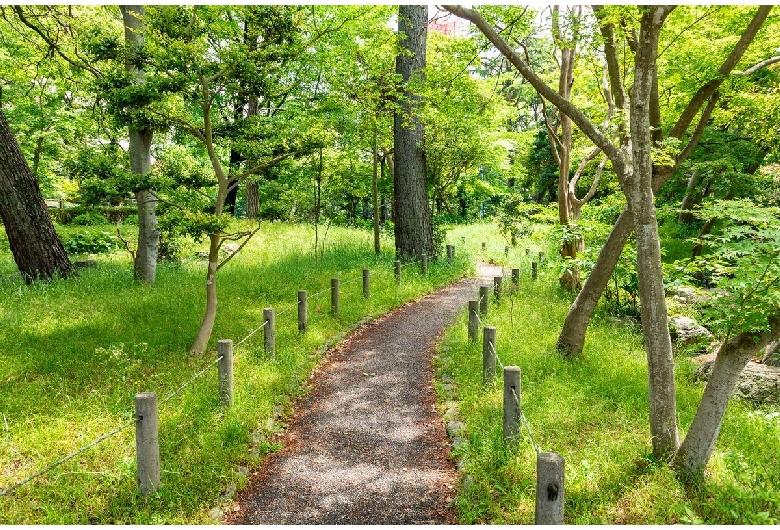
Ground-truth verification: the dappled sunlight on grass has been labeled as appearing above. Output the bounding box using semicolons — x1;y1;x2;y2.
0;221;472;523
436;224;780;524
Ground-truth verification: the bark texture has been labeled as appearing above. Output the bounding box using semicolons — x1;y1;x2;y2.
121;5;159;284
393;5;434;260
673;317;780;480
0;109;74;282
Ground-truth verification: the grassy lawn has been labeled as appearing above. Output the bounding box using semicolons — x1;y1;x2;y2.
0;221;472;523
437;223;780;524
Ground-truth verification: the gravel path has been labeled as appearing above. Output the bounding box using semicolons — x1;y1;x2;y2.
226;264;501;525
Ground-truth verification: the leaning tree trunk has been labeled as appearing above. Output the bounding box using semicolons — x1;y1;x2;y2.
0;109;74;282
673;317;780;481
121;5;159;284
557;208;634;354
393;4;434;260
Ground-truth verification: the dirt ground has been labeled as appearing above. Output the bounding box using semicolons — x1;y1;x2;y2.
226;264;500;524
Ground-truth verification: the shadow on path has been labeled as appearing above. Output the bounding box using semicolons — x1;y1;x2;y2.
226;264;500;524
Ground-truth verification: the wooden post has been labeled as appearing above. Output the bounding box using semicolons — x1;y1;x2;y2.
525;248;530;256
512;268;520;284
481;241;486;250
395;260;401;285
538;251;544;264
298;290;307;333
503;366;521;443
532;261;538;280
218;339;234;406
362;269;370;299
421;253;428;275
468;300;479;343
494;276;503;301
479;285;489;316
135;392;160;496
446;244;454;262
505;245;509;256
263;308;275;358
331;278;339;315
482;326;497;384
536;452;565;524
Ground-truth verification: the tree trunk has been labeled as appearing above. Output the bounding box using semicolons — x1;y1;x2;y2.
372;125;380;255
627;7;679;460
121;5;159;284
0;109;74;282
246;181;259;219
393;4;434;260
678;171;700;224
188;233;220;355
673;317;780;481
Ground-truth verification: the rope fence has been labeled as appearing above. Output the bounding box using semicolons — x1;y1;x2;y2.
462;265;565;524
1;249;459;500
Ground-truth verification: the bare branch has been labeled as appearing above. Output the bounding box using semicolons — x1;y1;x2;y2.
116;228;137;260
216;225;261;272
734;55;780;76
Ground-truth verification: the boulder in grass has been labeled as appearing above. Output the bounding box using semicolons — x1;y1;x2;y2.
669;316;714;355
697;360;780;404
762;340;780;367
222;243;240;256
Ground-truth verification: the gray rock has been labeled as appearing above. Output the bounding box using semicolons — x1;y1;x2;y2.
194;250;209;259
446;421;465;438
762;340;780;367
697;360;780;404
669;316;714;355
222;243;240;255
670;286;707;305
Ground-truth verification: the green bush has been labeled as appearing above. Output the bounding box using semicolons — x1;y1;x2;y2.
62;230;121;255
72;212;111;226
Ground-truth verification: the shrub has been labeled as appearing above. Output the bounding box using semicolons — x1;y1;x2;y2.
72;212;111;226
62;230;121;255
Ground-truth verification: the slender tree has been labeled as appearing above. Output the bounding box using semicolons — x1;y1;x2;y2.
120;5;159;284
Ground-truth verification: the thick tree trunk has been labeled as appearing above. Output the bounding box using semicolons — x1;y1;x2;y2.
673;317;780;480
393;4;434;260
121;6;159;284
628;7;679;460
0;109;74;282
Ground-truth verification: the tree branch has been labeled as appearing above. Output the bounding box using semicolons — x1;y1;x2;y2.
669;5;773;140
443;5;622;167
733;55;780;76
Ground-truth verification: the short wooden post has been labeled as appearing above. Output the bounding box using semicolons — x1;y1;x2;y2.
395;260;401;285
298;290;307;333
479;285;489;316
532;261;538;280
447;244;454;262
421;253;428;275
503;366;521;443
494;276;503;301
538;251;544;264
331;278;339;315
525;248;530;256
482;326;497;384
263;308;275;358
536;452;565;525
511;233;517;247
135;392;160;496
512;268;520;284
481;241;486;250
362;269;370;299
217;339;234;406
468;300;479;343
505;245;509;256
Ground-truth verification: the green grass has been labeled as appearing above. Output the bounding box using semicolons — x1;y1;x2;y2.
435;222;780;524
0;221;472;523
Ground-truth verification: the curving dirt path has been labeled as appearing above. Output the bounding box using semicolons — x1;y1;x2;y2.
226;263;501;525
